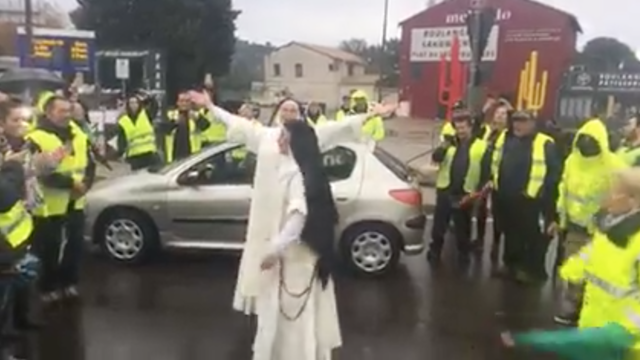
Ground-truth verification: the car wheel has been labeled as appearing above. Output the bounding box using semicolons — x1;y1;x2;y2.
340;222;401;276
96;209;159;264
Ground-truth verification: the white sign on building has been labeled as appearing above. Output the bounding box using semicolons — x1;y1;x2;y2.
409;25;500;62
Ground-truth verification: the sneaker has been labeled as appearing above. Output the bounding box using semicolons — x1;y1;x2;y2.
554;312;579;327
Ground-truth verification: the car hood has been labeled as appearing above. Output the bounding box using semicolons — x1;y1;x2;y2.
89;170;167;194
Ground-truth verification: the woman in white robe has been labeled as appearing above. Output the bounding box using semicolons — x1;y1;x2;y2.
189;92;394;359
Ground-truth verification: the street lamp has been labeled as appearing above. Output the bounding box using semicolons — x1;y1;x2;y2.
378;0;389;101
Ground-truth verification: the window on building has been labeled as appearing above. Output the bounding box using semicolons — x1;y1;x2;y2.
347;64;355;76
295;63;303;78
273;63;281;77
328;63;336;72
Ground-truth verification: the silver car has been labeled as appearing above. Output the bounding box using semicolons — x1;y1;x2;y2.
84;142;426;276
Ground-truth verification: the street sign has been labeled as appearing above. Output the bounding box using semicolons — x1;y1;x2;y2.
115;58;130;79
16;27;95;74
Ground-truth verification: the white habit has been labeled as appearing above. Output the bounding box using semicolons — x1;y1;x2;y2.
209;105;367;360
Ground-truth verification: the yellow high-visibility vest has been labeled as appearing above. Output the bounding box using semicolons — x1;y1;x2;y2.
492;131;552;198
27;127;87;216
0;201;33;248
69;121;89;210
435;139;487;192
199;108;227;144
118;110;157;158
307;115;329;127
560;226;640;333
165;110;202;163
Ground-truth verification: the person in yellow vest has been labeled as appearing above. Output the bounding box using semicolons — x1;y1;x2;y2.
428;109;487;265
63;106;96;299
337;90;385;141
334;95;351;121
476;101;510;262
160;91;210;163
558;167;640;342
196;92;227;147
27;95;92;303
490;110;562;283
553;118;627;326
306;102;329;127
618;115;640;166
473;101;511;258
439;100;466;142
116;95;160;170
0;98;48;334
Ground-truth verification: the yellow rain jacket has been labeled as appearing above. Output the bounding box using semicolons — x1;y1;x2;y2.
339;90;385;141
560;216;640;347
557;119;627;232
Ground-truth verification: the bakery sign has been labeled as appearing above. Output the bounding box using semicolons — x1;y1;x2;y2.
566;72;640;93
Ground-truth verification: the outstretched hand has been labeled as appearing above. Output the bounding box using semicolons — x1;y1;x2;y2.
369;100;397;118
188;90;213;108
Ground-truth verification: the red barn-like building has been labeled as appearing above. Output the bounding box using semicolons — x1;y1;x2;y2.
399;0;581;119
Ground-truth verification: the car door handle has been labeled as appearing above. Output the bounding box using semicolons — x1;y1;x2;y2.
336;197;349;202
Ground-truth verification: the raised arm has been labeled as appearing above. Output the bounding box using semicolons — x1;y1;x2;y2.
315;114;368;152
315;102;396;151
206;104;264;153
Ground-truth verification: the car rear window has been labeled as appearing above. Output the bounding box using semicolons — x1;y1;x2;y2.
373;146;410;182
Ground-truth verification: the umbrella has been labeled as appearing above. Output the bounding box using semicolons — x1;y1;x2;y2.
0;68;65;95
506;323;636;360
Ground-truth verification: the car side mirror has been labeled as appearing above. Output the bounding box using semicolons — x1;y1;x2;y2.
179;170;200;185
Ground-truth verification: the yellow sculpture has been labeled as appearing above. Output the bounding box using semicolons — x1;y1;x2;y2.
516;51;548;116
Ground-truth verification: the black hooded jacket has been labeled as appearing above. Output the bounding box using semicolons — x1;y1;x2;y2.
284;120;338;288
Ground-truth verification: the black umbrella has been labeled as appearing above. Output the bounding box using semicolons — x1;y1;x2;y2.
0;68;65;95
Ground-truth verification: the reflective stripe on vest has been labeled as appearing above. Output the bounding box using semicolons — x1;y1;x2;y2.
584;272;637;298
492;132;551;198
118;111;157;157
0;202;32;248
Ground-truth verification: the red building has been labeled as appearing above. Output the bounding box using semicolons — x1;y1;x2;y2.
399;0;581;119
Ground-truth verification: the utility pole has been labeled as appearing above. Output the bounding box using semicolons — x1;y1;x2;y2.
467;0;483;113
378;0;389;101
23;0;34;67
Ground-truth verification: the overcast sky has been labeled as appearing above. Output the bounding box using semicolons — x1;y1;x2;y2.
53;0;640;50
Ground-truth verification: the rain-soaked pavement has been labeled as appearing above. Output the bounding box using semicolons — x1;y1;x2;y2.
22;234;562;360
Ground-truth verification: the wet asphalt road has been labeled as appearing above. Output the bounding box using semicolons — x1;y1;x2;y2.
21;232;564;360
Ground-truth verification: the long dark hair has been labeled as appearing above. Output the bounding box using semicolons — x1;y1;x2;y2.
284;120;338;287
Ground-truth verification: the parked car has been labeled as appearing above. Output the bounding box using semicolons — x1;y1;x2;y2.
84;142;426;276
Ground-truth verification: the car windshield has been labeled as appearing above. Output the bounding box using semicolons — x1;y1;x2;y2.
147;143;237;174
146;157;191;174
